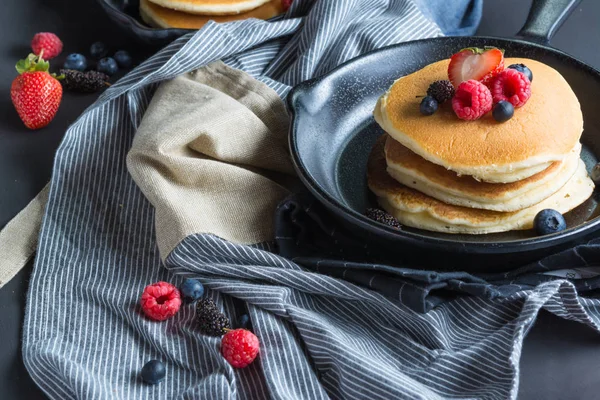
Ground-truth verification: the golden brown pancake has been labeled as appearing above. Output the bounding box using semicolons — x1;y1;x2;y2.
367;136;594;234
141;0;284;29
147;0;272;15
374;58;583;183
384;136;581;211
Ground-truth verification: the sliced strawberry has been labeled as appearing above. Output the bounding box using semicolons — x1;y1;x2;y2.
447;47;504;88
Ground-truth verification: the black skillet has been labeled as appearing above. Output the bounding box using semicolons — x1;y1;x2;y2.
288;0;600;271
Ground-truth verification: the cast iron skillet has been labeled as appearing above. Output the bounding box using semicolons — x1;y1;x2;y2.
98;0;191;45
288;0;600;271
97;0;285;45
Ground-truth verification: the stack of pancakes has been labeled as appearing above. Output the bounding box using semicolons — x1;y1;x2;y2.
140;0;285;30
368;58;595;234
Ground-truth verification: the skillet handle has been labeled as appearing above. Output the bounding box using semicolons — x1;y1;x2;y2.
516;0;582;43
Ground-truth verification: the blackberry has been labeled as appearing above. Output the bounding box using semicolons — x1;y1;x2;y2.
365;208;401;229
196;298;230;336
427;80;455;103
60;69;110;93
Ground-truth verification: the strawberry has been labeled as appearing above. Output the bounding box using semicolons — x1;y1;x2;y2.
447;47;504;88
11;53;63;130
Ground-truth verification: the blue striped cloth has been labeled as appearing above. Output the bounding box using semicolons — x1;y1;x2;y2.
276;193;600;313
22;0;600;399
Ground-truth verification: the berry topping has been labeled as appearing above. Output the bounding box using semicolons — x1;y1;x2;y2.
140;282;182;321
11;53;62;130
489;69;531;108
419;96;438;116
60;69;110;93
282;0;293;11
239;314;251;330
492;100;514;123
365;208;401;229
31;32;63;60
141;360;166;385
180;279;204;304
197;298;231;336
508;63;533;82
90;41;109;60
427;80;455;103
451;80;493;121
221;329;260;368
448;47;504;87
534;209;567;235
97;57;119;76
63;54;88;72
590;163;600;185
114;50;133;68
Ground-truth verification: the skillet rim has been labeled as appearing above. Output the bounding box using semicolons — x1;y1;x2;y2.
287;35;600;254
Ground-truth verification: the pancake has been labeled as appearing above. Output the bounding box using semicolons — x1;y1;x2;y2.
385;136;582;211
367;136;594;234
374;58;583;183
140;0;284;29
147;0;272;15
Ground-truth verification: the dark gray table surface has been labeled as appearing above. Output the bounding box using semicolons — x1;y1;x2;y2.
1;0;600;399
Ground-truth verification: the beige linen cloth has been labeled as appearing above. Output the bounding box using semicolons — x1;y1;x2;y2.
127;61;299;260
0;61;298;288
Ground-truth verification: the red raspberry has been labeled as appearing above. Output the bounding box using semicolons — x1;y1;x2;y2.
282;0;293;11
489;69;531;108
451;80;493;120
221;329;260;368
31;33;63;60
140;282;181;321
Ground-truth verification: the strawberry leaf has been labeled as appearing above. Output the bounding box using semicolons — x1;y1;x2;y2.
15;53;50;75
34;59;50;72
15;59;29;74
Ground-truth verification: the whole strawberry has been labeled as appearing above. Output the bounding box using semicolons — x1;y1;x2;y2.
11;54;63;130
221;329;260;368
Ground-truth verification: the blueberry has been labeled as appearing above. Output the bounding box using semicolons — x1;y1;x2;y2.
419;96;438;116
590;163;600;184
492;100;514;122
534;209;567;235
508;63;533;82
90;41;109;59
141;360;166;385
239;314;251;330
179;279;204;304
63;53;87;72
114;50;133;68
97;57;118;76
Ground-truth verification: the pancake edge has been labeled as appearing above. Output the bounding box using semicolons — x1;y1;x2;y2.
147;0;271;15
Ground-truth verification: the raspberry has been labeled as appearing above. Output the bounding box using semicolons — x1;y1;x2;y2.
221;329;260;368
489;69;531;108
282;0;293;11
140;282;181;321
31;33;63;60
451;80;493;121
